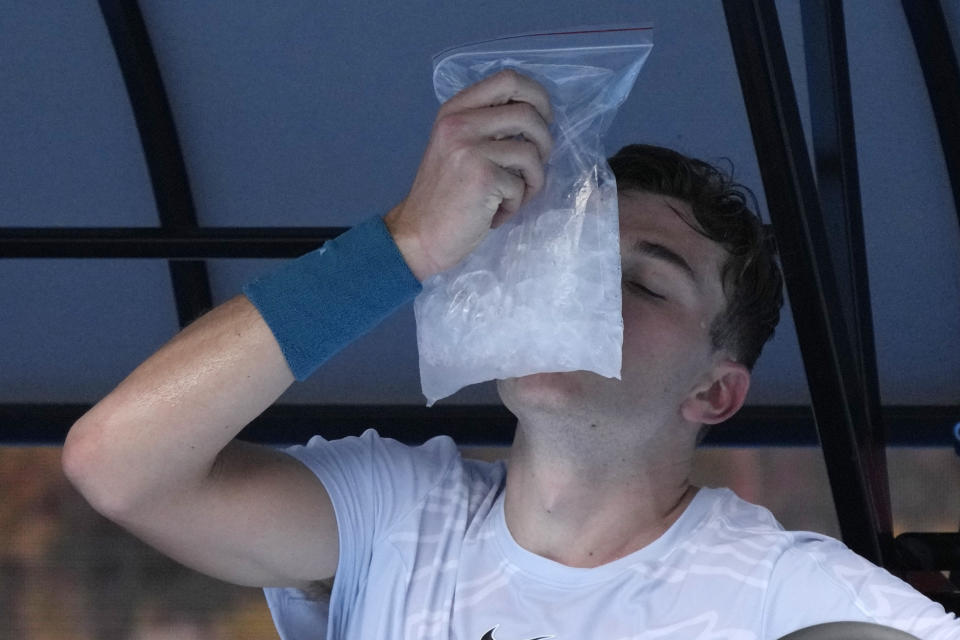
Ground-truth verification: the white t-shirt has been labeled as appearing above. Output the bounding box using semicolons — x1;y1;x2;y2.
263;430;960;640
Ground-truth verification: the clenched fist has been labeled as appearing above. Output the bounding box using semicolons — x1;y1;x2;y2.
384;69;554;282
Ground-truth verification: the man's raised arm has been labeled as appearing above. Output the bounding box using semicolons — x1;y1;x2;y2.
60;69;552;590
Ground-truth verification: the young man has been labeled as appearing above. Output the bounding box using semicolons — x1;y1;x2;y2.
62;70;959;639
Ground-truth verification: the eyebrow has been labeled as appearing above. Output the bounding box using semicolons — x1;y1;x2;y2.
628;240;699;286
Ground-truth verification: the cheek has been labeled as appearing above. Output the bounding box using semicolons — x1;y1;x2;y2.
620;300;706;370
622;303;677;357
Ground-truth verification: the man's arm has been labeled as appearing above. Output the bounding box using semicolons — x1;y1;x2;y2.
61;69;553;590
62;294;338;588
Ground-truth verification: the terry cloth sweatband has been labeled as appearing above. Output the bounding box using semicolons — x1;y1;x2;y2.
242;213;423;381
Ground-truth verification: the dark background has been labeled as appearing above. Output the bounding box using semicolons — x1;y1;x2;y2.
2;0;957;411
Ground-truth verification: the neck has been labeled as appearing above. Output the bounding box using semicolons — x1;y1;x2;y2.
502;420;698;568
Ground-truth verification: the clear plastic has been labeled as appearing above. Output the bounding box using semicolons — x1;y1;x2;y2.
415;25;654;406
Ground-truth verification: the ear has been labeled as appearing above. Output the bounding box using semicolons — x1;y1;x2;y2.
680;360;751;425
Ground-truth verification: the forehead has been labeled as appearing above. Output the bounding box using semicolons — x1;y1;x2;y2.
618;190;727;291
619;190;698;234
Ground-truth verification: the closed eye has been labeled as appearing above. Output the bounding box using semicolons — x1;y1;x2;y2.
626;281;665;300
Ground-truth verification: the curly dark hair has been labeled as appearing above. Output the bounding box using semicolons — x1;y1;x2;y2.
608;144;784;371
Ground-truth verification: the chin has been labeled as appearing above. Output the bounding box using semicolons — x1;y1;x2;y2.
497;371;587;401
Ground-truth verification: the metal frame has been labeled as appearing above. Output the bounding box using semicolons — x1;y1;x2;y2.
0;227;337;258
1;0;959;608
97;0;211;327
721;0;959;609
902;0;960;230
722;0;890;567
799;0;893;551
1;402;957;448
896;531;960;611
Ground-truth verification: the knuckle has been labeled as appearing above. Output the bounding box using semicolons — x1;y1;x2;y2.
498;68;522;85
448;144;478;170
500;69;528;98
452;149;492;187
477;161;500;189
506;168;525;192
511;101;537;123
434;113;467;138
521;135;548;164
532;170;546;192
523;170;542;193
518;140;540;164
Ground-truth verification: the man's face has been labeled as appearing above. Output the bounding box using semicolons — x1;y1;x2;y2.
496;190;732;432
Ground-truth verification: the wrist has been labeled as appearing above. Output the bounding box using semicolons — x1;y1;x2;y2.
242;213;422;381
383;204;435;283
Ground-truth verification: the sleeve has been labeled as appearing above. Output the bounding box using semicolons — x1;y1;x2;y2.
263;429;460;639
762;533;960;640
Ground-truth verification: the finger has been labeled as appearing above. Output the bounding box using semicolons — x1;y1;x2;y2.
442;69;553;126
490;206;512;230
460;102;553;163
489;163;526;227
480;139;546;198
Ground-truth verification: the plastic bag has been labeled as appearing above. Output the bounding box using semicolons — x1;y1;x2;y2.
415;25;654;406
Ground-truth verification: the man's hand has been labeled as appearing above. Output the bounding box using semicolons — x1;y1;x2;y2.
384;69;554;282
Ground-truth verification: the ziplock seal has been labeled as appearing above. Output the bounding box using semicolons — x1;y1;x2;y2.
431;24;654;63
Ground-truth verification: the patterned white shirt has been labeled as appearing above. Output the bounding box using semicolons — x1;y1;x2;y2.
264;430;960;640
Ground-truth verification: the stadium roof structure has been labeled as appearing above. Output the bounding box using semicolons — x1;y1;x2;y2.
1;0;958;611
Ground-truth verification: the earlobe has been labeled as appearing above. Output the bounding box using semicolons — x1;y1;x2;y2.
681;361;751;426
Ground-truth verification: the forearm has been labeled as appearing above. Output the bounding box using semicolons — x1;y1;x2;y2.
63;294;293;512
64;213;423;514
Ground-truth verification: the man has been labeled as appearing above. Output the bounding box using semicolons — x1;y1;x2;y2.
63;70;958;639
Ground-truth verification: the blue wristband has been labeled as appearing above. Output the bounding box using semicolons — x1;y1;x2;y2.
242;214;423;381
